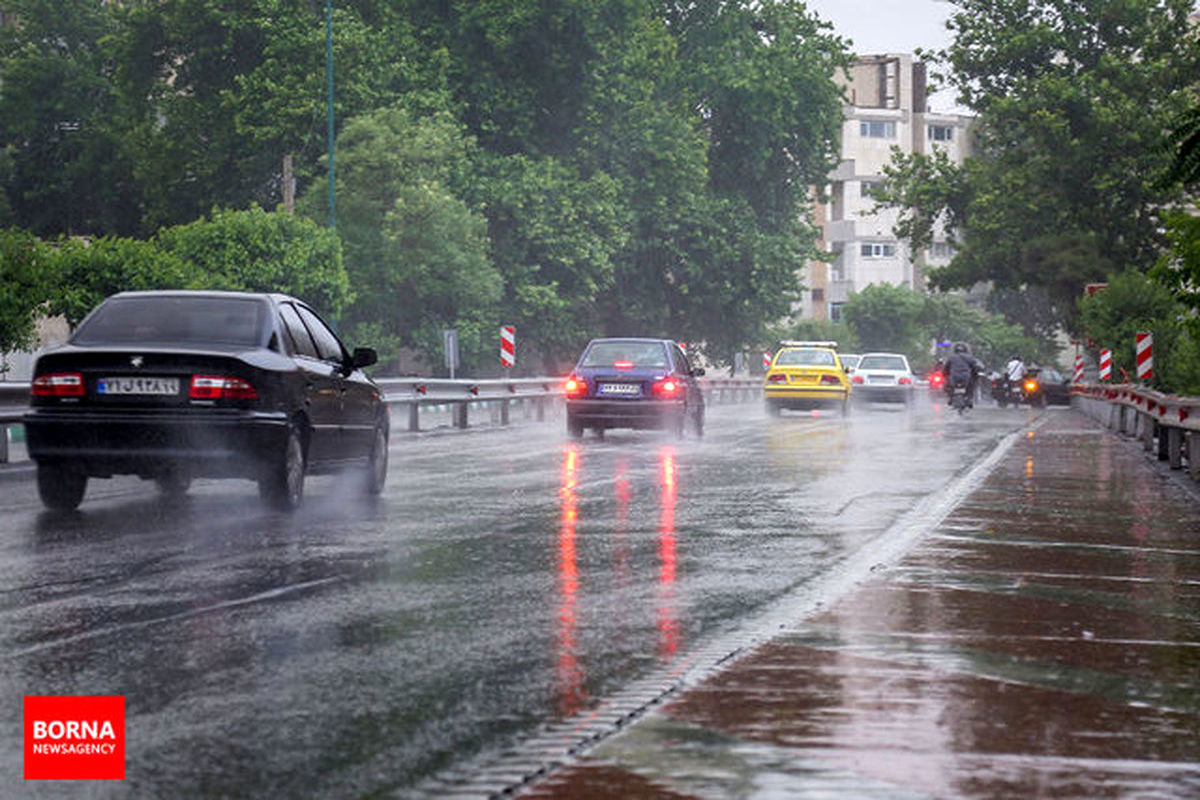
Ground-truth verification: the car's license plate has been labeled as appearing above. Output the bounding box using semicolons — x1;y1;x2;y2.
97;376;180;395
598;382;640;396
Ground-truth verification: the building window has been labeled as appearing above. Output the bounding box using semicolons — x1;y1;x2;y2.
859;120;896;139
928;125;954;142
860;180;882;198
861;242;896;258
829;302;845;322
811;288;825;302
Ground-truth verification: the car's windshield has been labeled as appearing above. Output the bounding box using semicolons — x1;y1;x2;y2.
775;349;835;367
858;355;908;371
581;341;670;368
73;296;267;347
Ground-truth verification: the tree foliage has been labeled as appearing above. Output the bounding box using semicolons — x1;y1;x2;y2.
1;0;852;372
0;227;53;354
876;0;1200;337
1080;269;1200;394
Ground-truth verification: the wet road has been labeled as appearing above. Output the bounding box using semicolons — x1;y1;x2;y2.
1;395;1038;797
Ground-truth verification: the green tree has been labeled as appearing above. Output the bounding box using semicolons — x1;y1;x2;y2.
877;0;1200;335
0;0;141;236
298;107;498;371
43;235;188;326
155;206;350;317
841;283;927;360
1079;269;1200;393
0;227;53;355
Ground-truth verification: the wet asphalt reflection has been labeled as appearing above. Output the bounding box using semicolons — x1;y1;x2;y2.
0;393;1034;798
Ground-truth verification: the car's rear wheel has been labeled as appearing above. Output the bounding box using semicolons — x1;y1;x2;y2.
692;405;705;437
765;400;781;417
259;424;305;511
567;414;584;439
37;462;88;511
363;422;388;496
840;398;850;417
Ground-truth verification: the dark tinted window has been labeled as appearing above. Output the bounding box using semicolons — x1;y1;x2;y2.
279;303;319;359
74;296;266;347
296;305;345;363
581;341;669;368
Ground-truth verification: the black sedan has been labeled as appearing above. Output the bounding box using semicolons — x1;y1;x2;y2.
24;290;388;511
564;338;705;438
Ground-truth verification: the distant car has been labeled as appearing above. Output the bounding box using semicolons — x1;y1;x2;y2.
851;352;915;403
24;290;388;512
763;341;851;416
1033;367;1072;406
838;353;862;372
564;338;705;438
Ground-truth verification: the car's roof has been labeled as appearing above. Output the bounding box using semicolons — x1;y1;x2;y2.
587;337;676;344
108;290;293;303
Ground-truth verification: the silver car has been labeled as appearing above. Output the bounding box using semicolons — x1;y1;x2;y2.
851;352;915;403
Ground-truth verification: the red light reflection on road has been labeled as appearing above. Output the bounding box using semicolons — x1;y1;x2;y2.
556;444;588;716
657;446;680;661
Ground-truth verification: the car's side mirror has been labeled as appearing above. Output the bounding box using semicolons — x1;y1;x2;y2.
692;367;706;377
350;347;377;370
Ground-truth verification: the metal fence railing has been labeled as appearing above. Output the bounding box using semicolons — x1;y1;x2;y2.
1072;383;1200;481
0;377;763;464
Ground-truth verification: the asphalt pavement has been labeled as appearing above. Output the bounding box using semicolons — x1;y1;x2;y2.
514;409;1200;799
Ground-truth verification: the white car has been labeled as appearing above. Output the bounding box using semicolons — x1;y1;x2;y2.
851;352;915;403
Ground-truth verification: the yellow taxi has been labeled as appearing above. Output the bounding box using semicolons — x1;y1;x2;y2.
763;340;852;416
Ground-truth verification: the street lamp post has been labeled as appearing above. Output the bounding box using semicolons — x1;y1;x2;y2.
325;0;336;229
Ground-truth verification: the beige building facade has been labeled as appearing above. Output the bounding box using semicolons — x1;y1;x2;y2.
801;54;974;321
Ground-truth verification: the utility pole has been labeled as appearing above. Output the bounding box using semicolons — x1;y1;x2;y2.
325;0;336;229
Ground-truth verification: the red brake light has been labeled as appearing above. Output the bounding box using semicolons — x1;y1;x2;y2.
820;374;842;385
613;360;634;369
852;375;864;384
31;372;85;397
564;376;587;398
766;373;787;383
899;377;913;385
190;375;258;400
652;378;680;398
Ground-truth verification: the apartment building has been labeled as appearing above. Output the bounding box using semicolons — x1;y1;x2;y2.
801;54;974;321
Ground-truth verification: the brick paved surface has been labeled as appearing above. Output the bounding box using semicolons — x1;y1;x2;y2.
518;411;1200;799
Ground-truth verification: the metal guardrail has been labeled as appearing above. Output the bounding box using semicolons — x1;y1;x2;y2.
1071;383;1200;480
0;377;763;464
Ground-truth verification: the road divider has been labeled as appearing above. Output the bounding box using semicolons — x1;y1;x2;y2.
1072;383;1200;481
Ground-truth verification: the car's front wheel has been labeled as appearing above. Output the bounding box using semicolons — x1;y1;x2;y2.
259;424;306;511
37;462;87;511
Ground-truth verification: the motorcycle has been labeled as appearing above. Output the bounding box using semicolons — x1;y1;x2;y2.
948;378;972;414
991;375;1016;407
1020;374;1047;408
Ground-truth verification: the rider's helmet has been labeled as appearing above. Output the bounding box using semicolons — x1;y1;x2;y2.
954;342;968;353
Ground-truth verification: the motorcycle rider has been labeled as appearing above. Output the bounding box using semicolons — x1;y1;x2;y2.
941;342;982;406
1008;352;1027;398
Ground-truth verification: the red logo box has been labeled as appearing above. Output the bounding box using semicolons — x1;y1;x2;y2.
24;695;125;780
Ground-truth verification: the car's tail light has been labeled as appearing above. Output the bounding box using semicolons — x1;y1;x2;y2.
613;360;633;369
852;375;864;384
564;376;587;398
899;377;913;385
652;378;681;398
31;372;85;397
1024;379;1039;393
190;375;258;400
820;374;842;385
766;373;787;383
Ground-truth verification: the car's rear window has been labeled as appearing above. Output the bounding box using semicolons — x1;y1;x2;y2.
858;355;908;371
582;341;670;368
74;296;267;347
775;349;835;367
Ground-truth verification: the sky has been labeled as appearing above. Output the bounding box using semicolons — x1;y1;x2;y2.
801;0;961;111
